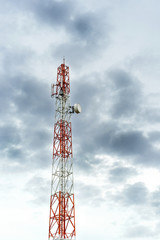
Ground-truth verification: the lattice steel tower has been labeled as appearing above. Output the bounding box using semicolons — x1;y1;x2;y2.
48;59;81;240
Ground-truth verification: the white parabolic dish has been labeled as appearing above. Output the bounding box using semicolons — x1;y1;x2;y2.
74;104;82;114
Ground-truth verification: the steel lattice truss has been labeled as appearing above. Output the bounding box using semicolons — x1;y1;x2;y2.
49;61;76;240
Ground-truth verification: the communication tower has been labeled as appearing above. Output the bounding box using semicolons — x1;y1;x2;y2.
48;59;81;240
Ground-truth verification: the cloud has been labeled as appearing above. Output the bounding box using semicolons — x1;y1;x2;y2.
0;66;53;170
13;76;52;121
7;146;23;159
53;11;111;67
109;130;150;156
108;165;137;183
3;0;111;69
113;182;149;206
71;14;95;39
24;175;50;205
31;0;74;27
0;47;33;75
70;68;160;170
125;225;155;238
107;69;142;118
2;0;73;25
148;131;160;142
151;188;160;211
75;181;104;207
0;125;21;150
7;0;110;41
143;108;160;123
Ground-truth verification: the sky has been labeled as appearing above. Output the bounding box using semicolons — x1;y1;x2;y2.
0;0;160;239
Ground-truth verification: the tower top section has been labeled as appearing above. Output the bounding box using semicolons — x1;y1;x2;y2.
51;59;70;97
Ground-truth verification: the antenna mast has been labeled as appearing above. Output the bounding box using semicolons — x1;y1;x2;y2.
49;60;81;240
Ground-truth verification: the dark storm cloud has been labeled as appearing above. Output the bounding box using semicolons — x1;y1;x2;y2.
53;11;110;67
71;72;102;127
74;153;95;173
0;46;52;122
114;182;149;206
71;74;105;171
1;47;33;74
69;11;109;45
5;0;111;67
74;111;159;167
31;0;73;27
7;146;23;159
0;68;53;169
97;122;160;167
72;14;94;38
7;0;109;41
12;75;52;120
3;0;73;25
0;125;21;150
108;69;142;118
71;68;160;169
148;131;160;142
26;129;51;150
1;73;52;123
108;166;137;183
108;69;134;89
71;68;142;139
109;130;150;156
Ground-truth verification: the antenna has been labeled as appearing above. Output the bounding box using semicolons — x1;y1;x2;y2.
48;60;81;240
63;56;65;64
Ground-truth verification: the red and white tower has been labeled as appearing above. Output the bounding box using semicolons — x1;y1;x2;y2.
48;59;81;240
